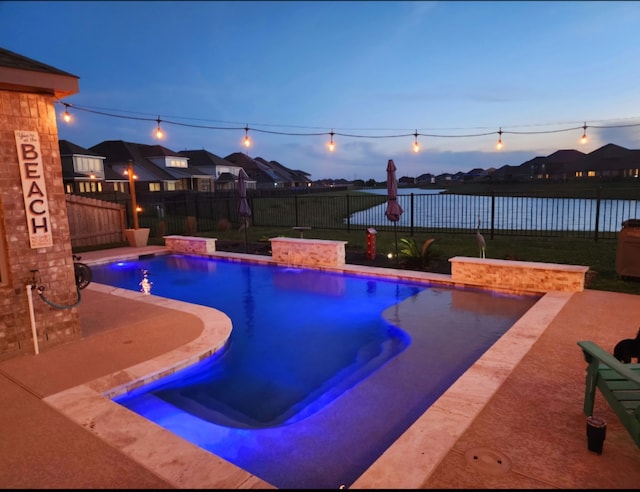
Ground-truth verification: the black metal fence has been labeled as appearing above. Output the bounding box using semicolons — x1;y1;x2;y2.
82;189;640;242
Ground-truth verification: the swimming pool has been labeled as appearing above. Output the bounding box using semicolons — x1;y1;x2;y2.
91;254;539;489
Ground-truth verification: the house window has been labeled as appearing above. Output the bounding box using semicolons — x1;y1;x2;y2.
111;182;126;193
73;156;103;177
165;181;177;191
575;171;583;178
587;170;596;177
149;182;161;192
167;158;187;168
79;181;103;193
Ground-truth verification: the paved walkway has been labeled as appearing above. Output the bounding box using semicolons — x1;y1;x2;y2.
0;246;638;488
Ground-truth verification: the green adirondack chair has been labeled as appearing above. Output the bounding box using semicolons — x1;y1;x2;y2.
577;340;640;447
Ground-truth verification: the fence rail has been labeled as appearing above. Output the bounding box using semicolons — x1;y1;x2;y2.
65;194;126;248
75;189;640;246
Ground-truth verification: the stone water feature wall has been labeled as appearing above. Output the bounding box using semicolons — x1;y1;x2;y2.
164;235;348;269
163;235;217;255
269;237;347;267
449;256;589;293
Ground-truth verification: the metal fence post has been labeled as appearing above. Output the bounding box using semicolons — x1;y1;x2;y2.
594;187;601;242
346;194;351;232
410;193;415;236
490;189;495;240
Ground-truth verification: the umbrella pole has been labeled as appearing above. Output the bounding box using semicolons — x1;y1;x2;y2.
394;223;399;267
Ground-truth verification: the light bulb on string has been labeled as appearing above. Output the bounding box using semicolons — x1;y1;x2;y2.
328;130;335;152
62;103;72;123
580;122;588;144
154;116;164;139
496;127;503;150
413;130;420;153
243;126;251;148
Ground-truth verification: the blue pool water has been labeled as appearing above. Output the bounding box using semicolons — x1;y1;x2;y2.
91;254;539;488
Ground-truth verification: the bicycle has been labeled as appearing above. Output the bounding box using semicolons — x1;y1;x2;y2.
73;254;92;290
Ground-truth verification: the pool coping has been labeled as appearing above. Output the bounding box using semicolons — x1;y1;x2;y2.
43;249;573;489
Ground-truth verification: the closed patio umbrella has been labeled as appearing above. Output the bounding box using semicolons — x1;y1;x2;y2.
385;159;403;266
238;168;252;253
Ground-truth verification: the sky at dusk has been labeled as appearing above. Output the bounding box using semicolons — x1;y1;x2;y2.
2;1;640;182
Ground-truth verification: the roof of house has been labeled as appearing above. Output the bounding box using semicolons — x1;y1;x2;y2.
0;46;79;98
89;140;182;181
178;149;235;169
59;140;104;157
224;152;283;184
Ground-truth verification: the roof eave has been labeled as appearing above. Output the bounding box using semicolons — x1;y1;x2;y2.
0;66;79;98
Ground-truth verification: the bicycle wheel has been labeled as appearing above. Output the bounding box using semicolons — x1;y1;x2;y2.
74;262;92;290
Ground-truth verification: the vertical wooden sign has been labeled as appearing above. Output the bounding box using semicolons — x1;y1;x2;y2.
14;130;53;248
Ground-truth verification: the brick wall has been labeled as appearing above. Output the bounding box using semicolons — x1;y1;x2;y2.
449;256;589;293
0;90;81;359
270;237;347;267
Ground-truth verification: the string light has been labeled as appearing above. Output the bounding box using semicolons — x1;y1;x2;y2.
154;116;164;139
54;100;640;155
62;103;72;123
580;122;588;144
328;130;335;152
413;130;420;153
243;125;251;148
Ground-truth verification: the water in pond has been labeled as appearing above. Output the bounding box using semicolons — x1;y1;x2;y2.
91;254;539;489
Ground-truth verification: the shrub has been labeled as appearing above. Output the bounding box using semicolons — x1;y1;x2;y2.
398;237;439;270
216;218;231;231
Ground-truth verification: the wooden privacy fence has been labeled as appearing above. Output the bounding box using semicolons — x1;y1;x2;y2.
65;194;126;248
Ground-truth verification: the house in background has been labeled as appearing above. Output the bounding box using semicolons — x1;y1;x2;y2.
89;140;216;194
179;149;254;192
61;139;311;195
531;149;586;181
254;157;312;188
490;163;530;182
575;143;640;179
415;173;435;185
490;144;639;183
224;152;282;189
59;140;107;194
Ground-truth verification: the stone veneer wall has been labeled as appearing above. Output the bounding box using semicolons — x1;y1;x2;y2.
270;237;347;267
449;256;589;293
163;235;347;269
0;90;81;358
163;235;217;255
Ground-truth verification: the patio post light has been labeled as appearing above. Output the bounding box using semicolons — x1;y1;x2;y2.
125;160;140;229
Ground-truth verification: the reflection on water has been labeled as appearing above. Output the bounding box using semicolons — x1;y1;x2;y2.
450;287;536;316
273;267;346;295
139;269;153;295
